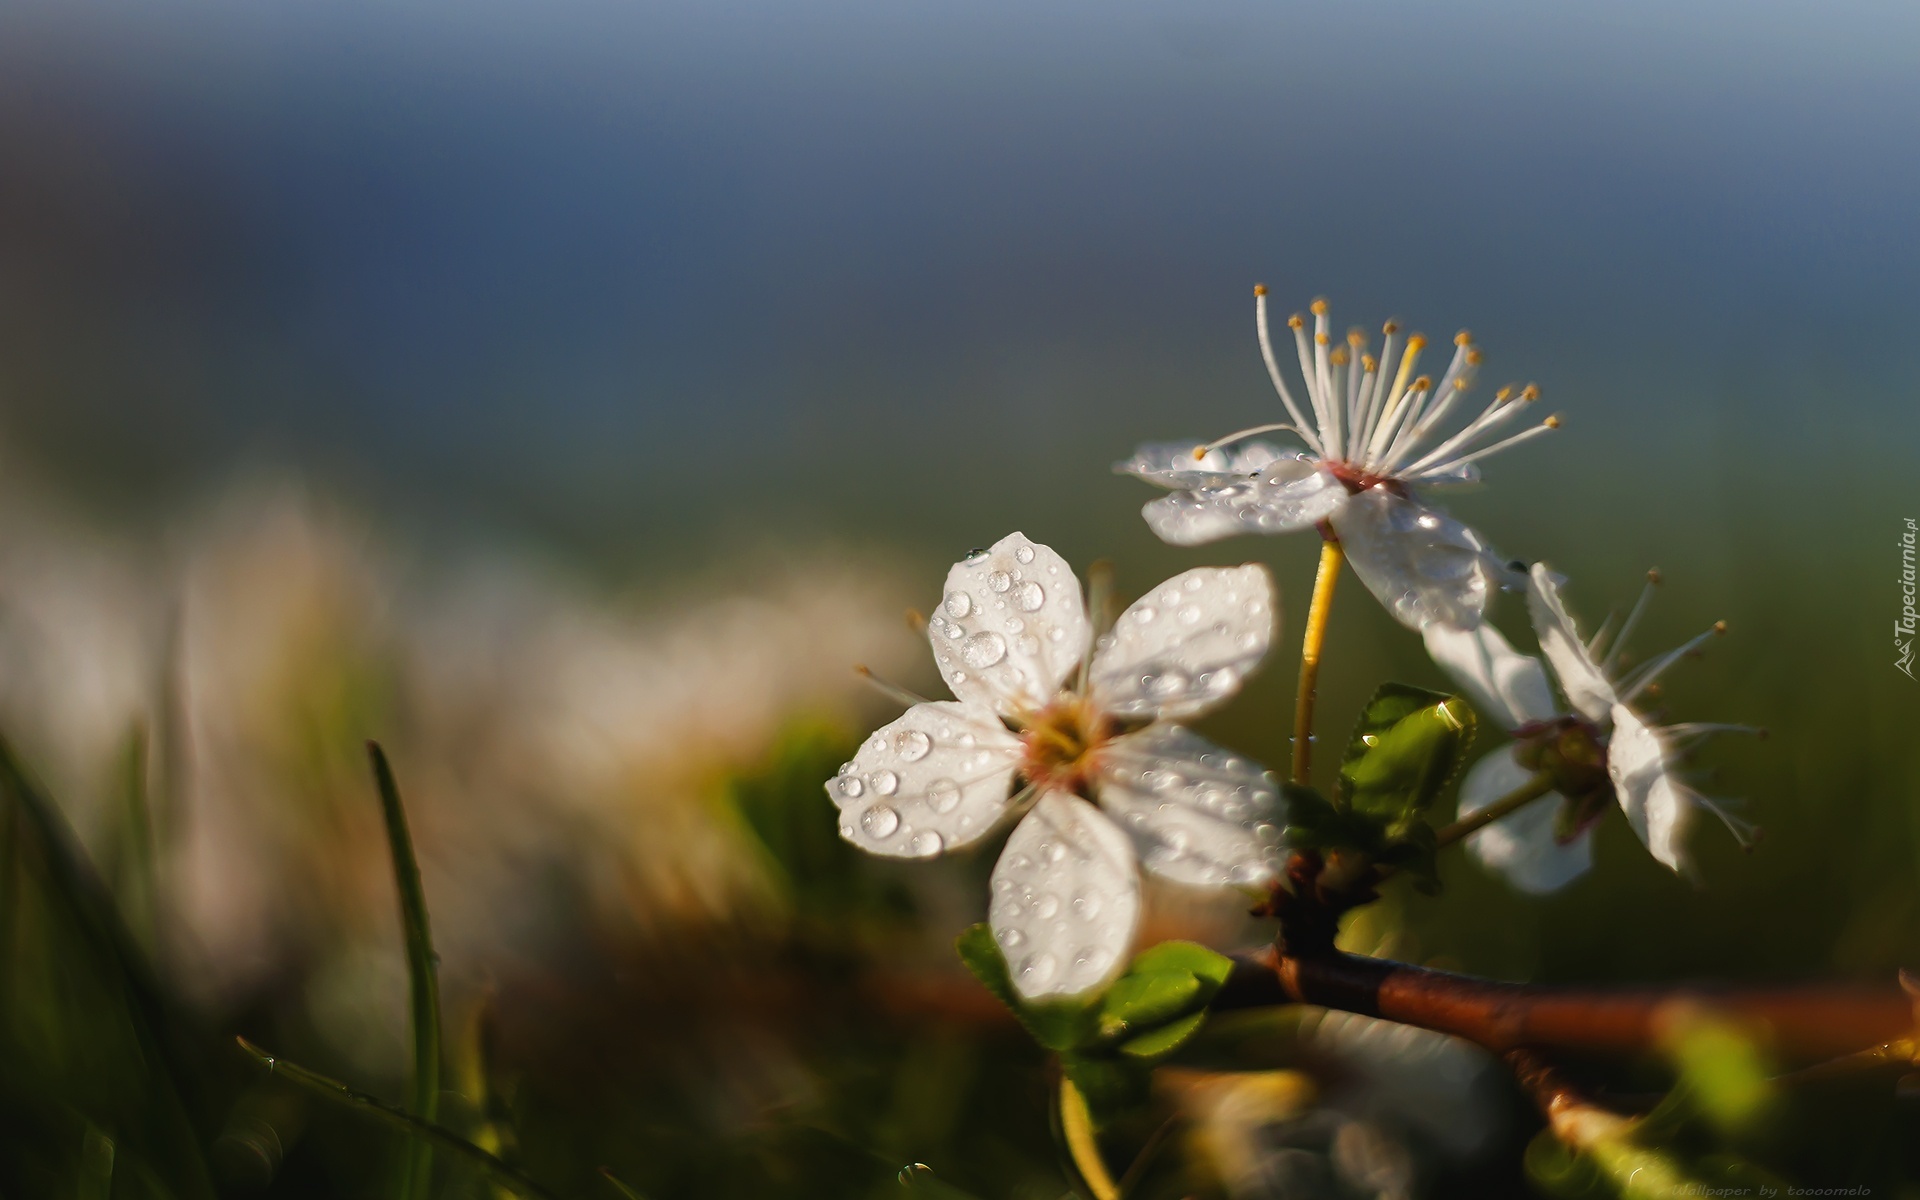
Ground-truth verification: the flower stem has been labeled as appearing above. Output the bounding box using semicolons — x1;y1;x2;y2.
1432;771;1556;848
1059;1077;1119;1200
1291;536;1345;787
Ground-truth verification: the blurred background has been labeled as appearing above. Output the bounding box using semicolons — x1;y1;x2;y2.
0;1;1916;1196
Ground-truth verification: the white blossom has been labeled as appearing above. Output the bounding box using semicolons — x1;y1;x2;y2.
1120;293;1558;631
827;532;1287;999
1424;564;1752;892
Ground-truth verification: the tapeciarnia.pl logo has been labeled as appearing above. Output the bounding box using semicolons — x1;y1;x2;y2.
1899;517;1917;679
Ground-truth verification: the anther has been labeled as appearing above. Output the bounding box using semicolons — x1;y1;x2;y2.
1412;375;1432;391
1288;314;1305;329
1495;386;1514;402
1382;320;1399;335
1315;332;1330;345
1330;347;1349;365
1454;330;1473;346
1347;328;1366;347
1713;620;1728;634
1543;415;1562;429
1465;349;1483;365
1521;384;1541;401
1253;283;1268;296
1647;569;1663;585
1192;444;1208;460
903;610;927;633
1406;334;1427;351
1310;297;1329;316
1361;354;1377;372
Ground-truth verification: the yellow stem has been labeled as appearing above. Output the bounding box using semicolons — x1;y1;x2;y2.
1059;1077;1120;1200
1292;537;1345;787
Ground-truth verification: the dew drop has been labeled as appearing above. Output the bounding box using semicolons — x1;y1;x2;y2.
861;805;901;838
1044;841;1067;864
1019;953;1059;987
944;590;974;619
894;729;933;761
927;777;962;814
838;776;865;800
872;769;899;796
1034;892;1061;919
1048;627;1066;642
998;927;1026;949
908;831;945;857
1014;581;1045;612
961;631;1008;669
1179;605;1202;625
1145;670;1190;698
964;548;990;565
1016;635;1041;655
1236;632;1261;651
1014;544;1035;564
1072;893;1103;920
1133;605;1157;624
987;570;1013;593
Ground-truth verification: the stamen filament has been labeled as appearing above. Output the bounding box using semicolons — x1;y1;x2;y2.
1593;569;1661;665
1197;423;1301;457
854;665;930;708
1618;622;1726;704
1255;288;1322;455
1419;418;1557;476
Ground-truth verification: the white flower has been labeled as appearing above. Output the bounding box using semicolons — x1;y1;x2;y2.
1119;292;1558;631
827;532;1287;1000
1423;564;1751;893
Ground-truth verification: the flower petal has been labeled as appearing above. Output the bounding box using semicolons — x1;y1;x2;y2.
989;792;1141;1000
1329;487;1502;631
1087;564;1277;721
1115;439;1288;489
926;532;1090;714
1456;747;1589;894
1525;564;1618;724
830;701;1023;858
1606;703;1689;873
1421;620;1559;732
1091;724;1285;889
1140;456;1348;547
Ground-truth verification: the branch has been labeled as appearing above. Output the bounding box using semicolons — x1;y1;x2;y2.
1213;946;1912;1063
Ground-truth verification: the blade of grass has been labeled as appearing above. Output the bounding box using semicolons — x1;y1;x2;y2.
369;742;443;1200
237;1038;558;1200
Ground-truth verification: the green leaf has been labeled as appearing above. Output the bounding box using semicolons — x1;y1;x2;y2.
954;924;1093;1051
1124;940;1234;990
1060;1053;1151;1124
1097;971;1201;1040
1338;684;1475;828
369;743;444;1200
1117;1011;1209;1060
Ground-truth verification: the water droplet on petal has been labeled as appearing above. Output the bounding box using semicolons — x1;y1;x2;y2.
1179;605;1202;625
944;591;973;618
1034;892;1061;918
1048;627;1066;643
927;777;961;814
1015;581;1045;612
961;631;1008;669
1014;544;1035;564
1133;605;1157;623
908;830;944;857
872;769;899;796
861;805;900;838
1016;635;1040;655
1020;953;1059;987
1072;893;1102;920
998;927;1026;949
894;729;932;761
839;776;865;799
987;570;1013;593
964;548;990;565
1145;670;1190;699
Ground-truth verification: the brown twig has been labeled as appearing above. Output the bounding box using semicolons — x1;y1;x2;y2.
1213;945;1911;1063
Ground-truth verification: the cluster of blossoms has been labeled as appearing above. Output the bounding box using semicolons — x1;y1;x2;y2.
828;290;1747;999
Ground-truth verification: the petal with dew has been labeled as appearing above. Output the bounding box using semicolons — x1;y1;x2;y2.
1115;440;1289;489
1422;621;1559;732
989;792;1141;1001
1607;703;1690;872
1092;724;1285;889
1526;564;1618;724
1140;456;1348;547
1456;747;1589;894
830;701;1023;858
1087;564;1277;721
1330;487;1501;632
927;532;1090;714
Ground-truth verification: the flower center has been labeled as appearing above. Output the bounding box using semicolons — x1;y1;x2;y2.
1513;716;1615;841
1323;460;1406;495
1018;695;1120;795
